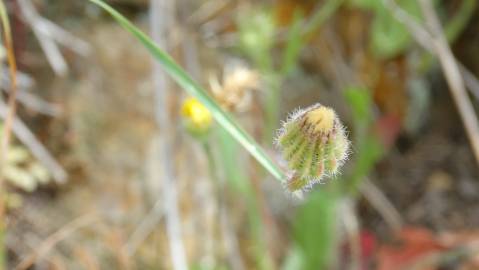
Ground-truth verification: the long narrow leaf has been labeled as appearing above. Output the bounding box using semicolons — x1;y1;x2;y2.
88;0;286;182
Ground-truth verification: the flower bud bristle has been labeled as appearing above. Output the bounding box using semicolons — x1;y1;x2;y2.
276;104;350;192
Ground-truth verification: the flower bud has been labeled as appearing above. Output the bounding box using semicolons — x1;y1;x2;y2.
181;97;213;138
276;104;350;191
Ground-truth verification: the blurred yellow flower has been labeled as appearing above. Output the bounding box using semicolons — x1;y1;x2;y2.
181;97;213;136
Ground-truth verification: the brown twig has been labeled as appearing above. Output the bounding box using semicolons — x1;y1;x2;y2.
0;100;67;183
125;199;164;255
360;179;403;232
15;213;97;270
0;3;18;268
460;63;479;102
17;0;90;75
73;247;100;270
17;0;66;75
0;0;18;181
150;0;188;269
1;71;62;116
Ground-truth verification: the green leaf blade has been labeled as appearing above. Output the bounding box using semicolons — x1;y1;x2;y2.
88;0;286;182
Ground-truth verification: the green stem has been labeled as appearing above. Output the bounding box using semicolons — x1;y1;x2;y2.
444;0;476;43
303;0;344;36
203;142;218;183
263;76;281;144
203;141;272;270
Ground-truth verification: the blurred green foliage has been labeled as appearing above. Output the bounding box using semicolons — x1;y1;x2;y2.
238;11;275;72
281;11;304;76
343;87;383;194
350;0;422;58
292;189;339;270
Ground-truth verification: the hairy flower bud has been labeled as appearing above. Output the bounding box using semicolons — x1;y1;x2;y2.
276;104;350;191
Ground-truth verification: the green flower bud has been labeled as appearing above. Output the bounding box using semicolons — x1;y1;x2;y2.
276;104;350;191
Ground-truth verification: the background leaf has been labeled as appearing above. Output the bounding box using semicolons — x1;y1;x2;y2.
293;189;339;270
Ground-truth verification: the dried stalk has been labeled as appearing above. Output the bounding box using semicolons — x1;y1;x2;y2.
0;2;18;268
383;0;479;165
17;0;91;75
125;199;164;255
15;213;96;270
360;179;403;232
340;200;361;270
150;0;188;269
0;100;67;183
419;0;479;165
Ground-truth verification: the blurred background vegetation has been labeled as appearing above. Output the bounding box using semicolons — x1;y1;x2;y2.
1;0;479;269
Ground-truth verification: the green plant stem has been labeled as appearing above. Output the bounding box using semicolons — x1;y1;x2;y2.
202;142;222;267
203;142;214;174
203;140;273;270
303;0;344;37
88;0;286;183
444;0;476;42
263;76;281;144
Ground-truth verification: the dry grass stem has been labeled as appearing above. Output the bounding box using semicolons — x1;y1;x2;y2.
150;0;188;269
341;200;361;270
17;0;91;75
383;0;479;166
0;5;19;267
125;200;164;255
361;179;403;232
15;213;97;270
418;0;479;165
0;100;67;183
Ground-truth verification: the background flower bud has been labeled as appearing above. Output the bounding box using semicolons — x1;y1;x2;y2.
181;97;213;138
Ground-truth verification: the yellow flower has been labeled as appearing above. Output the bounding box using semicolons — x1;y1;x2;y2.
181;97;213;136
